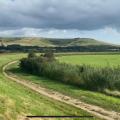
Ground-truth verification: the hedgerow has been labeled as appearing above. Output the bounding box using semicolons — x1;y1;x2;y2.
20;52;120;91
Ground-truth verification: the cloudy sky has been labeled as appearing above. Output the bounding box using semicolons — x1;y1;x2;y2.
0;0;120;44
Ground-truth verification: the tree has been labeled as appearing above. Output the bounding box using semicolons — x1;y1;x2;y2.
43;50;55;60
28;51;37;58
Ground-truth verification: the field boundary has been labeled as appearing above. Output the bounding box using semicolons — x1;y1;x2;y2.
3;61;120;120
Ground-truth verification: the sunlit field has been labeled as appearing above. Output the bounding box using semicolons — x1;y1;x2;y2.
58;54;120;67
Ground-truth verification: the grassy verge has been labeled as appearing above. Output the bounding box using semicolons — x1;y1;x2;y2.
0;54;96;120
8;62;120;113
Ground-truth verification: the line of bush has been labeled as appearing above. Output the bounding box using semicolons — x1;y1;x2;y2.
19;52;120;92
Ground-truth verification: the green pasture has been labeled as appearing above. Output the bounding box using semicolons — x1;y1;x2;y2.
3;53;120;120
58;54;120;67
0;53;95;120
7;54;120;113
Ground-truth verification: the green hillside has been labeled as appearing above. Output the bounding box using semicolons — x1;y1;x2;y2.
0;37;54;47
0;37;112;47
0;54;94;120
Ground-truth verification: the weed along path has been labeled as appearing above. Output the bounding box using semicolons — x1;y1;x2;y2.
3;61;120;120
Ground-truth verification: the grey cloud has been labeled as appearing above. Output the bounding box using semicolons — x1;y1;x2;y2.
0;0;120;30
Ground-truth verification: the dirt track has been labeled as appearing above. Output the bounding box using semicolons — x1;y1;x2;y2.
3;61;120;120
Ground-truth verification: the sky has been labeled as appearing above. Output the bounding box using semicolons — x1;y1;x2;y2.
0;0;120;44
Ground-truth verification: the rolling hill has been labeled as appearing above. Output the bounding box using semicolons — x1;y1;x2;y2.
0;37;113;47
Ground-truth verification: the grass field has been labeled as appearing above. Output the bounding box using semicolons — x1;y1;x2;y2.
0;54;96;120
58;54;120;67
8;54;120;113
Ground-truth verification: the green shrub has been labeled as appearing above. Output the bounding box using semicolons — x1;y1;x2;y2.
28;51;37;58
20;53;120;92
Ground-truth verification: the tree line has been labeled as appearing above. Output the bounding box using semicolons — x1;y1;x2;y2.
0;44;120;53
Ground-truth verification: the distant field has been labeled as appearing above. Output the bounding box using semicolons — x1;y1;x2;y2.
58;54;120;67
3;38;54;47
0;37;111;47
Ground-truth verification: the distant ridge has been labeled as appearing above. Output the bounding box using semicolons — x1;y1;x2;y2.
0;37;114;47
